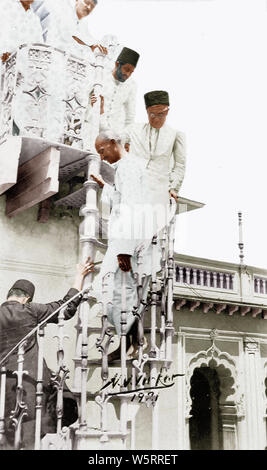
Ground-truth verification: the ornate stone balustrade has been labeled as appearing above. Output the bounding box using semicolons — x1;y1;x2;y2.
254;276;267;295
176;265;235;291
0;43;94;149
174;256;267;310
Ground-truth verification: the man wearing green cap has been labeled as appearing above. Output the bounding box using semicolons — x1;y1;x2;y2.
85;46;140;144
0;257;93;449
123;90;186;232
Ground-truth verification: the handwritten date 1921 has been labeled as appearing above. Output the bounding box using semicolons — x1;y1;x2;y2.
131;391;159;407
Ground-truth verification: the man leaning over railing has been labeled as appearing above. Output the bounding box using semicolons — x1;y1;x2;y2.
45;0;107;59
91;131;162;362
0;257;93;450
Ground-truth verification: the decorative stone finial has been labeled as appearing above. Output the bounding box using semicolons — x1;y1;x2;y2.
238;211;244;264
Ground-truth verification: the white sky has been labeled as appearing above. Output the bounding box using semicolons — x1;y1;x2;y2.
77;1;267;267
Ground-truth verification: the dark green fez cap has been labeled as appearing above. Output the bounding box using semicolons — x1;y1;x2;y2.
10;279;35;299
116;47;140;67
144;90;170;108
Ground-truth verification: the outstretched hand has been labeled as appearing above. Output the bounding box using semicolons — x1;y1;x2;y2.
1;52;11;63
90;174;105;188
169;189;178;203
90;94;104;114
117;254;132;272
77;257;95;276
90;44;108;55
73;257;95;290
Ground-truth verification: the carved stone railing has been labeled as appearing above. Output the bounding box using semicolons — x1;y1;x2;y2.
176;265;235;291
0;43;94;149
254;276;267;295
93;202;177;444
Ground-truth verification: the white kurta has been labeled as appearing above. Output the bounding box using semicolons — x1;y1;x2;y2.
99;73;137;133
83;73;137;148
124;122;186;195
0;0;43;56
45;0;96;60
92;152;161;335
123;122;186;232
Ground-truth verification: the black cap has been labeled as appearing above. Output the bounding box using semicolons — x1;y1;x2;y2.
116;47;140;67
144;90;170;108
10;280;35;300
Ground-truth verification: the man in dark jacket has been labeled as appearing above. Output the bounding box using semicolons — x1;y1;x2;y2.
0;257;93;450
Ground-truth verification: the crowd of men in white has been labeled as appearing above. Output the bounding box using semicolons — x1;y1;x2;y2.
0;0;186;360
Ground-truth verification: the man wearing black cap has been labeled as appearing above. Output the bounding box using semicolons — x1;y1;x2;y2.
0;257;93;449
123;90;186;232
86;46;140;141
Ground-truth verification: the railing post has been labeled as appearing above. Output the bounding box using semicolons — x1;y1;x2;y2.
51;307;70;434
120;271;128;437
73;49;105;435
151;363;159;449
97;273;115;383
159;228;168;359
34;326;45;450
133;247;146;361
11;341;28;450
149;236;158;358
88;50;106;149
166;206;175;361
96;272;115;441
120;271;128;387
0;366;7;449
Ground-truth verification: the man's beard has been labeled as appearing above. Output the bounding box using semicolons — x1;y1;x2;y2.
115;64;127;82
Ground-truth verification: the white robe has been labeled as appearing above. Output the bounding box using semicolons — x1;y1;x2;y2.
0;0;43;56
83;73;137;149
44;0;96;60
123;122;186;233
99;73;137;133
92;152;161;335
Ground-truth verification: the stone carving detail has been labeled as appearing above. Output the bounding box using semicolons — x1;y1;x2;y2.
63;59;89;148
243;339;259;353
176;265;234;291
236;392;246;418
261;360;267;417
0;53;17;142
0;44;94;147
210;328;218;344
185;334;240;419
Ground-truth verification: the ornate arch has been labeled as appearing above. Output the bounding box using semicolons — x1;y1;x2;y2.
262;360;267;414
185;333;243;418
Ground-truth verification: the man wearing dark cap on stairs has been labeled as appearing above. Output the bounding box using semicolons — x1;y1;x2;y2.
0;257;93;450
123;90;186;233
85;46;140;142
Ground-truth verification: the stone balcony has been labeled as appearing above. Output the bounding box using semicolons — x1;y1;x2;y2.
173;253;267;316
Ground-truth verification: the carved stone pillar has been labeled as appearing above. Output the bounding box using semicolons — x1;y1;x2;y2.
219;404;238;450
243;339;265;449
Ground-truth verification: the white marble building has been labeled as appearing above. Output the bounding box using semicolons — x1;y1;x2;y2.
1;191;267;450
0;36;266;451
